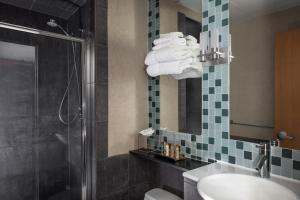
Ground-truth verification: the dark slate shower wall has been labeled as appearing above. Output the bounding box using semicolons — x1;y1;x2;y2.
0;58;36;200
94;0;108;160
0;28;71;199
0;5;82;199
33;33;70;199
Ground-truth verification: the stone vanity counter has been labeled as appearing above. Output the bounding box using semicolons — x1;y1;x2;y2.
183;161;300;199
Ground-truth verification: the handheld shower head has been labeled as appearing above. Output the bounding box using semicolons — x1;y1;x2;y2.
46;19;69;36
47;19;58;28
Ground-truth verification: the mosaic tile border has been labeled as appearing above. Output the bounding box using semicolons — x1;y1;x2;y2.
146;0;300;180
147;0;161;149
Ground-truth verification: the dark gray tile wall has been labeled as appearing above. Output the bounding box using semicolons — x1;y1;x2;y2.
94;0;108;160
129;154;153;200
0;39;36;200
0;2;68;34
96;153;184;200
88;0;109;199
0;4;85;199
97;154;129;200
149;163;184;198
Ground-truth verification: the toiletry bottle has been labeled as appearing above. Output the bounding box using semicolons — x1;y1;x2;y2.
165;143;170;157
170;144;175;159
161;142;165;155
175;145;180;160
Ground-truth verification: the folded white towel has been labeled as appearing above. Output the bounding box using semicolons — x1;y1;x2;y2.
187;41;200;48
160;32;184;38
145;46;192;65
172;62;203;79
146;58;193;77
153;37;176;45
186;41;200;50
186;35;198;43
191;48;200;58
152;38;186;50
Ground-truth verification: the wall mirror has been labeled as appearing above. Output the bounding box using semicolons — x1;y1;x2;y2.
230;0;300;149
159;0;202;135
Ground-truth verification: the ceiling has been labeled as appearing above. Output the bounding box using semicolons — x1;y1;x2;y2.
231;0;300;21
177;0;300;21
0;0;87;19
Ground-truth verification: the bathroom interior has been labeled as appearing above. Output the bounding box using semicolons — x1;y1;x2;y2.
0;0;300;200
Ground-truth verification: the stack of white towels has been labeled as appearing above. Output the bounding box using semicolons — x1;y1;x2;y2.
145;32;202;79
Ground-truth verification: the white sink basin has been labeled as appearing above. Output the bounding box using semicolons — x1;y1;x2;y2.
197;174;299;200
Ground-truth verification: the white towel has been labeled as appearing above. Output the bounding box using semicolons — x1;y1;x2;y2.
152;38;186;50
187;40;200;48
160;32;184;38
186;35;197;43
146;58;193;77
172;62;203;79
145;46;192;65
154;33;184;45
191;48;200;58
188;42;200;48
153;37;175;45
186;42;200;58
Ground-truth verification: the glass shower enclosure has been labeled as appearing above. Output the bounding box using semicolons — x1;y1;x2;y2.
0;22;86;200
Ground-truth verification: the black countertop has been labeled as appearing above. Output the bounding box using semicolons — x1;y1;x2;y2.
130;149;213;172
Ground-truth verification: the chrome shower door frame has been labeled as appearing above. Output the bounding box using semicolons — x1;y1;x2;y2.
0;21;94;200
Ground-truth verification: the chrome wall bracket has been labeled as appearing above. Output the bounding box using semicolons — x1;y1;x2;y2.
200;47;233;65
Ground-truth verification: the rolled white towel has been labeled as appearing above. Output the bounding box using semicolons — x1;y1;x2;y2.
191;48;200;57
146;58;193;77
187;41;200;49
192;57;201;63
153;37;178;45
186;35;197;43
152;38;186;50
145;46;192;65
160;32;184;38
187;41;200;50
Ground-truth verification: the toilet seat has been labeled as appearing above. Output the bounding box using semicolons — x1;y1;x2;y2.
144;188;183;200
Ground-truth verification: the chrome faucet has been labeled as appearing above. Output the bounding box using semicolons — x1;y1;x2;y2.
255;142;270;178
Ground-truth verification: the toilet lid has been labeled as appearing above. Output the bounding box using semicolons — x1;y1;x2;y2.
145;188;183;200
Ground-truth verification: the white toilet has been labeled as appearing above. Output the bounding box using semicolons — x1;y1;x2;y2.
144;188;183;200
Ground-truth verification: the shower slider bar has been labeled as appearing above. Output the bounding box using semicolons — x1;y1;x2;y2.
0;21;84;43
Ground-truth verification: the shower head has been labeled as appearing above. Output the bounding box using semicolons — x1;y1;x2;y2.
46;19;70;36
47;19;58;28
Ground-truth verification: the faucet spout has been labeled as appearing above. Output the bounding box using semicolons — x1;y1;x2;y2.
255;154;267;171
255;143;270;178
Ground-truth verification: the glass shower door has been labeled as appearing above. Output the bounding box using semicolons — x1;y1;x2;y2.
0;40;36;200
0;26;83;200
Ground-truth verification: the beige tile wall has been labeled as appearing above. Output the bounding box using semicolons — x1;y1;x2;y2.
108;0;148;156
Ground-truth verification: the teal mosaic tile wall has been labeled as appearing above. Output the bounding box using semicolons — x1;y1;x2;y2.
147;0;161;149
146;0;300;180
200;0;231;163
